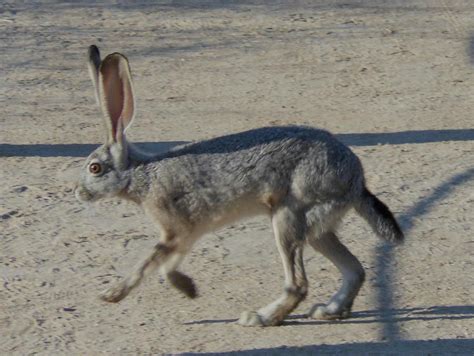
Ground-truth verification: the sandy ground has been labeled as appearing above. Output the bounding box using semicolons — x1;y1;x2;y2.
1;1;473;354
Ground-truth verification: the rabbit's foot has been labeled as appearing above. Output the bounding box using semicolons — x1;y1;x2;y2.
309;303;351;320
238;311;284;327
99;281;131;303
168;271;198;299
238;311;267;326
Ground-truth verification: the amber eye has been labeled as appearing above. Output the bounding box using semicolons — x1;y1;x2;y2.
89;162;102;175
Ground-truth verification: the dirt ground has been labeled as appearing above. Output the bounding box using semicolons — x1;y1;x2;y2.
1;1;473;354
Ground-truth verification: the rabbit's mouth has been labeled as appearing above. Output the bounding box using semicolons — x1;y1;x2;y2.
74;185;97;202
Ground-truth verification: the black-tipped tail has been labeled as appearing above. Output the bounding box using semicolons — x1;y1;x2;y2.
355;188;404;244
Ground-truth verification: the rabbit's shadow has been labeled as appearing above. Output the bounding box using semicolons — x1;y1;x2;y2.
184;305;474;326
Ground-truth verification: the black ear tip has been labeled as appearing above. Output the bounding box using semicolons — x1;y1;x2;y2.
88;45;101;67
88;45;100;58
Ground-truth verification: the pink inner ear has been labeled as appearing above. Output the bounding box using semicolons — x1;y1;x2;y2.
102;62;125;140
121;67;134;131
100;54;134;142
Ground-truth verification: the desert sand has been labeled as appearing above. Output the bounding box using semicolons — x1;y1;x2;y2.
1;1;473;354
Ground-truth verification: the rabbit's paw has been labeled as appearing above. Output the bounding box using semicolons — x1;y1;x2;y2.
309;304;351;320
238;311;267;327
99;281;130;303
168;271;198;299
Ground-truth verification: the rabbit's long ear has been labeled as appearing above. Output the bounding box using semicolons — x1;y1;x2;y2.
88;45;102;104
98;52;135;144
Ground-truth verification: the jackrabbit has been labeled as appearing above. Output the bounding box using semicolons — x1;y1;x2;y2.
75;45;403;327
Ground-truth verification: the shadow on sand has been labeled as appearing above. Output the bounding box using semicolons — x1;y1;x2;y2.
182;306;474;354
374;165;474;341
1;128;473;157
184;305;474;326
181;338;473;355
0;141;186;158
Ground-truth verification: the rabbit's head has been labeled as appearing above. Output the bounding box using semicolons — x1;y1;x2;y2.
75;46;136;202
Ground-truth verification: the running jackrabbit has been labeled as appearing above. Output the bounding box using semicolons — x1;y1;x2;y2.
75;45;403;326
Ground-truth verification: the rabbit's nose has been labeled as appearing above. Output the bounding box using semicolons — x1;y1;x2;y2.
73;185;82;200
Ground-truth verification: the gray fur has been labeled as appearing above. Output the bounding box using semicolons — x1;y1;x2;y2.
75;46;404;326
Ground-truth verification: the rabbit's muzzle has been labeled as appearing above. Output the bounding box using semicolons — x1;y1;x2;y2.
74;184;96;202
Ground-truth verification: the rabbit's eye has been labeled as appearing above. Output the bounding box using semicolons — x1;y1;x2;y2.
89;162;102;175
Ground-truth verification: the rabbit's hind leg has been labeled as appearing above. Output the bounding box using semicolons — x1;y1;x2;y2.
239;206;308;327
307;231;365;320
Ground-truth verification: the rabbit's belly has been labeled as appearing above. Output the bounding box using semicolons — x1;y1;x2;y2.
202;196;271;233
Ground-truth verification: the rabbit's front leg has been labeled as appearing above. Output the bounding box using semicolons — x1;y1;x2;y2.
100;242;177;302
161;252;198;298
